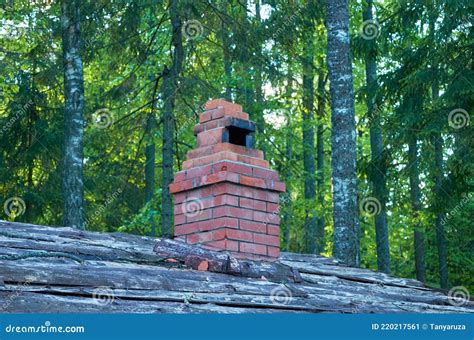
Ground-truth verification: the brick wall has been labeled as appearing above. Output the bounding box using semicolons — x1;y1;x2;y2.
170;99;285;260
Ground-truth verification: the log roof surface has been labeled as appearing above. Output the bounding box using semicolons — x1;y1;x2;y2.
1;221;472;313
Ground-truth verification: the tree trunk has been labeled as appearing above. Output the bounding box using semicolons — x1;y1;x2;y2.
302;9;318;254
253;0;266;154
430;44;448;288
408;136;426;283
326;0;361;266
282;71;294;251
61;0;85;230
219;1;232;101
433;132;448;288
161;0;184;238
316;73;326;254
145;113;157;236
235;5;252;110
363;0;391;273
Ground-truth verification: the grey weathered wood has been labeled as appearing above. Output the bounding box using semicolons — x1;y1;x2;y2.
0;221;472;314
154;239;302;283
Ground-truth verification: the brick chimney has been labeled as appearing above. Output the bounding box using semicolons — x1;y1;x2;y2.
170;99;285;260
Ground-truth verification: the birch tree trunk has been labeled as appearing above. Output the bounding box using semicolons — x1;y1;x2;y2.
326;0;360;266
161;0;184;238
61;0;85;230
363;0;391;273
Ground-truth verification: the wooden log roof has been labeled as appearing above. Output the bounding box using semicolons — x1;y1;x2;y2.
0;221;472;313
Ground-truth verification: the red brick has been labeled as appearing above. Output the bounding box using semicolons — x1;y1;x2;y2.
205;99;242;114
240;220;266;233
212;206;253;220
229;206;253;220
174;192;186;204
198;217;237;231
169;178;194;194
267;224;280;236
267;246;280;258
175;222;199;235
253;167;279;180
190;151;237;168
254;211;280;224
240;242;267;255
194;116;231;134
186;208;211;223
199;110;212;123
185;164;213;179
204;240;227;250
211;206;227;219
212;143;263;158
212;182;240;197
225;239;239;251
192;139;238;157
252;188;268;201
274;181;286;192
229;184;254;199
174;214;185;226
241;175;267;189
174;171;186;182
182;159;194;170
240;197;266;211
173;99;283;259
214;194;239;207
225;217;239;229
185;152;268;170
213;161;253;176
266;202;279;213
227;229;254;242
176;197;213;215
212;228;227;241
266;192;280;203
254;233;279;246
188;186;214;198
187;231;213;244
197;128;225;147
198;171;227;186
236;154;269;168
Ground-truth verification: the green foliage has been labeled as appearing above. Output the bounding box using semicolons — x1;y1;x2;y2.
0;0;472;290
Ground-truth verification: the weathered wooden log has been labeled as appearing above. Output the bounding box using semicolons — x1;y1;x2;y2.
153;239;302;283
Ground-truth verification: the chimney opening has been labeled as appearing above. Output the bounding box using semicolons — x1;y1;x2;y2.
225;126;251;147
